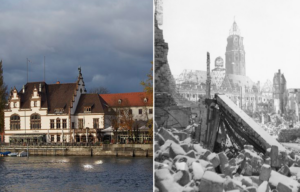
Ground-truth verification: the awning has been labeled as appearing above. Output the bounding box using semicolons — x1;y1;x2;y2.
9;134;45;138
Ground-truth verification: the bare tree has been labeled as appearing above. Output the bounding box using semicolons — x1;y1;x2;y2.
89;87;109;94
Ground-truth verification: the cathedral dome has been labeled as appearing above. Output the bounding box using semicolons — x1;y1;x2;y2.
215;57;224;68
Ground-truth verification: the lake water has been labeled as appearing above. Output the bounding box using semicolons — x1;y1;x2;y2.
0;156;153;192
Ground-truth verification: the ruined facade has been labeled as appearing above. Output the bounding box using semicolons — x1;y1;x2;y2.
273;69;287;114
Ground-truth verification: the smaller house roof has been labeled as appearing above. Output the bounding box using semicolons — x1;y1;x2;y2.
75;94;106;114
99;92;153;107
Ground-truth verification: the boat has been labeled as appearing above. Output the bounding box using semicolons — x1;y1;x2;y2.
18;151;28;157
8;152;18;157
0;151;11;156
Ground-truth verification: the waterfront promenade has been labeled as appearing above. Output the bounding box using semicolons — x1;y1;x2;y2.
0;143;153;157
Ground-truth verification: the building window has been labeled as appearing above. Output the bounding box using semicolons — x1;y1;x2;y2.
57;135;60;142
144;98;148;103
34;101;37;107
118;99;122;104
50;119;54;129
78;119;83;129
10;115;20;130
62;119;67;129
129;109;132;115
51;135;54;142
84;107;91;113
56;118;61;129
54;108;63;114
149;109;153;114
72;122;75;129
93;118;99;129
14;102;17;108
139;109;143;115
30;114;41;129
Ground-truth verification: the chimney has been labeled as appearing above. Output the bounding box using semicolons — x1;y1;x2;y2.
39;83;42;92
22;85;25;93
56;81;60;84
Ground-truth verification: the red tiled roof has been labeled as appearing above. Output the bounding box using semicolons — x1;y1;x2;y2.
99;92;153;107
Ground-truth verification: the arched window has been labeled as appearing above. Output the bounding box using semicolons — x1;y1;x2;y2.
10;115;20;130
31;114;41;129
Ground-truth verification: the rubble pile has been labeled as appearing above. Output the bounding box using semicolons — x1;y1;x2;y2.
155;127;300;192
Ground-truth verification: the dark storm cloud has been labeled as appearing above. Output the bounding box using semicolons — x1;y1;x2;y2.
0;0;153;93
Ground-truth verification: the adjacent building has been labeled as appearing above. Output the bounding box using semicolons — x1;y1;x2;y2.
4;68;153;144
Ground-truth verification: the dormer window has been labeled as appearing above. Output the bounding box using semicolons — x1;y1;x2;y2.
54;108;64;114
118;99;122;104
34;101;37;107
84;107;91;113
144;98;148;103
13;102;17;108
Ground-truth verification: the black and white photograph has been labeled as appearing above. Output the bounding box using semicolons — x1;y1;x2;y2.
155;0;300;191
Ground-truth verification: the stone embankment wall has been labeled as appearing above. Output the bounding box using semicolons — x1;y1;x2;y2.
278;128;300;142
0;144;153;157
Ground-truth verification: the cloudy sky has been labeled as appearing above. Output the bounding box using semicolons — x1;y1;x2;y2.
163;0;300;88
0;0;153;93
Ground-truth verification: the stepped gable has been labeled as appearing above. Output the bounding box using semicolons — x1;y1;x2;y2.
75;94;106;114
46;83;77;114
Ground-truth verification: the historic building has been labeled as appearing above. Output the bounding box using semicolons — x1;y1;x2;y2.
4;68;152;144
225;21;246;76
273;69;288;114
175;21;272;112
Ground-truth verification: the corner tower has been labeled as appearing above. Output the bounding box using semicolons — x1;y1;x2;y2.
225;21;246;76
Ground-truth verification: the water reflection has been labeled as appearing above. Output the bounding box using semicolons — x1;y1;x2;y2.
0;156;153;192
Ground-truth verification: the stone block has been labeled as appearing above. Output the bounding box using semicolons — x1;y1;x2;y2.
169;142;186;159
241;162;253;176
223;176;238;191
173;170;191;186
289;166;300;176
270;145;280;168
155;168;173;182
241;176;254;187
156;179;183;192
244;145;254;151
158;128;180;144
278;165;290;176
257;181;270;192
229;158;237;166
246;186;257;192
191;161;204;181
155;142;161;152
155;133;165;146
173;132;189;141
198;171;225;192
277;182;292;192
219;152;229;166
180;143;189;152
185;150;196;159
175;162;188;171
207;153;220;168
269;170;300;191
259;164;271;181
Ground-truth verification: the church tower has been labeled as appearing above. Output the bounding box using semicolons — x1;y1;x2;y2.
225;21;246;76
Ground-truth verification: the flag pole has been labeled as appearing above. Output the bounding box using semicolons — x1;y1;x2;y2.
44;56;45;82
27;58;28;83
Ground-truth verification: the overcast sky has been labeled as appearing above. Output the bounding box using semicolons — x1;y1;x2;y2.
0;0;153;94
163;0;300;89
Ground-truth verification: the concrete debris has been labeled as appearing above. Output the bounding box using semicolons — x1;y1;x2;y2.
155;127;300;192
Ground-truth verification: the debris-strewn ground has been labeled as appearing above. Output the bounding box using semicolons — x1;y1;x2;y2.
154;126;300;192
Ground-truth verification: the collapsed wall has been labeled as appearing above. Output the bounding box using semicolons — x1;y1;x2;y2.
278;128;300;142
